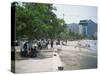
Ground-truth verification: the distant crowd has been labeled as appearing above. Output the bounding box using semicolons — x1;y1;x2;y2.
15;39;67;57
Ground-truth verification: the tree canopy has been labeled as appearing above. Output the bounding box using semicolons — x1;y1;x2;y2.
16;2;64;40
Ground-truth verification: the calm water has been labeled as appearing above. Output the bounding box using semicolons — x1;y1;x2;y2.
80;54;97;69
80;40;97;69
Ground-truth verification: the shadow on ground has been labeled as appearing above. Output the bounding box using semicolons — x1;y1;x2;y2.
15;51;53;61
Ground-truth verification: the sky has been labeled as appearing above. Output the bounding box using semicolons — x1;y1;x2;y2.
53;4;97;24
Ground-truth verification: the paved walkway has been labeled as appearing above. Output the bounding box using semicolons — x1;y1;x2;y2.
15;52;63;73
15;58;53;73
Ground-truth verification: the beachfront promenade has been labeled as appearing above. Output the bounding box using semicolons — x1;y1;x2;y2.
15;40;97;73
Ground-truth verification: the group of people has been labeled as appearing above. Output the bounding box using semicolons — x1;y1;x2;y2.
20;41;38;57
20;39;54;57
37;39;49;50
20;39;67;57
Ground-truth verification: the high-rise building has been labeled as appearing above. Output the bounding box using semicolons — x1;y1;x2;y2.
79;20;97;37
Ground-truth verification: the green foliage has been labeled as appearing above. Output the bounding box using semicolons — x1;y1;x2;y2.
16;2;64;40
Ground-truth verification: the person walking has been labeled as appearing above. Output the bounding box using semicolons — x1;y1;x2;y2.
51;40;54;48
66;39;67;45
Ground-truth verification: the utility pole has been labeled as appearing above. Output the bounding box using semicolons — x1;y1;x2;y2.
63;13;64;25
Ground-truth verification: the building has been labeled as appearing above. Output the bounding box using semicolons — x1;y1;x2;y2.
79;20;97;37
67;23;80;34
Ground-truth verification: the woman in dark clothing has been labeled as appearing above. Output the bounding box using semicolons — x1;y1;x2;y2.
51;40;54;48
